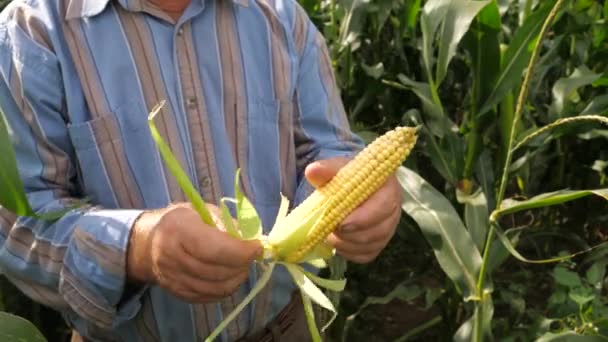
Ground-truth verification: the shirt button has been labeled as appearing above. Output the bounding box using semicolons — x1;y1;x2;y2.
177;28;184;36
200;176;211;187
186;97;197;109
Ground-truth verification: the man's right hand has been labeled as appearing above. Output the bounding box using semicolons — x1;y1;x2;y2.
126;203;262;303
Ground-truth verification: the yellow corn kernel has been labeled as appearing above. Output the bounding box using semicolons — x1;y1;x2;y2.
277;126;417;263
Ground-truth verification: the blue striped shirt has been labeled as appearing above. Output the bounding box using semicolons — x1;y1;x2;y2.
0;0;362;340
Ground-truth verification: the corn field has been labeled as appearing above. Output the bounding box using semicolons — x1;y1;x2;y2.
1;0;608;341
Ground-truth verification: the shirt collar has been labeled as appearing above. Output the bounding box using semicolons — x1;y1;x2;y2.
64;0;248;20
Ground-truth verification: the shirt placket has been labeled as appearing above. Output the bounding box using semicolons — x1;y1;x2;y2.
174;23;215;200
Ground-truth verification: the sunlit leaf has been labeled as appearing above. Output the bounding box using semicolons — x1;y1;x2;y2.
493;189;608;219
397;166;482;299
302;270;346;292
454;296;494;342
457;188;490;251
493;222;608;264
433;0;491;85
234;169;262;240
284;263;337;331
479;0;555;116
550;66;601;117
148;102;215;226
205;263;275;342
268;202;328;259
284;264;335;312
301;293;322;342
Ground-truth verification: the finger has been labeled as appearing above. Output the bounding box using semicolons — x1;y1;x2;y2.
183;227;263;267
332;223;389;245
337;207;401;243
304;157;349;188
340;177;402;230
175;267;249;300
177;246;248;282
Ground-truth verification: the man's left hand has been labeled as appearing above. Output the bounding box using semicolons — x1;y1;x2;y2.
304;157;403;264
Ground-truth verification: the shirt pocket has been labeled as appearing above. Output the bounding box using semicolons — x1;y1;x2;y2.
247;97;296;216
67;102;147;209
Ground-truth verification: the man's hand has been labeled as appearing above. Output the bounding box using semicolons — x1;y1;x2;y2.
305;157;402;264
127;204;262;303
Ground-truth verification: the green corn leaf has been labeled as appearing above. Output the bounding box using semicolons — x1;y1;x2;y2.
397;166;483;300
0;111;80;221
234;169;262;240
0;312;47;342
494;222;608;264
550;66;602;118
205;263;275;342
433;0;492;86
457;188;490;252
492;189;608;220
454;296;494;342
478;0;555;117
148;102;215;227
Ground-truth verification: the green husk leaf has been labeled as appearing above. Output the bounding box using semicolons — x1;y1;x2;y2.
302;271;346;292
305;258;329;269
205;263;276;342
268;202;329;260
234;169;262;240
301;293;322;342
275;193;290;224
299;241;335;263
148;102;215;227
284;263;337;333
283;264;335;312
219;198;241;239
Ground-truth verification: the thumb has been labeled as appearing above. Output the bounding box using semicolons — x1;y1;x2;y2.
304;157;349;189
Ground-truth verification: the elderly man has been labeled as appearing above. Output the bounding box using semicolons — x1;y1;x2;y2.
0;0;402;340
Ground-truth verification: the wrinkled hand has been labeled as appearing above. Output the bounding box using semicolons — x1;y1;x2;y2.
127;203;262;303
305;157;402;264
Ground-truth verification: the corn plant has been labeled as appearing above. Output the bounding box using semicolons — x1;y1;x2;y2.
389;0;608;340
310;0;608;340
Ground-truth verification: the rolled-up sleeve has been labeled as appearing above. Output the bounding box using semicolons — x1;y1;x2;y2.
0;5;144;336
292;5;364;204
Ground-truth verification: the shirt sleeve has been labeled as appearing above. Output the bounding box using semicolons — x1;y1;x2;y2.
291;4;365;205
0;5;145;337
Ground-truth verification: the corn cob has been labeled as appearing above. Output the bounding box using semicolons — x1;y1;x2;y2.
268;126;418;263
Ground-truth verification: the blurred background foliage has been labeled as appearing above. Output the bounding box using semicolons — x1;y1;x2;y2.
0;0;607;341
